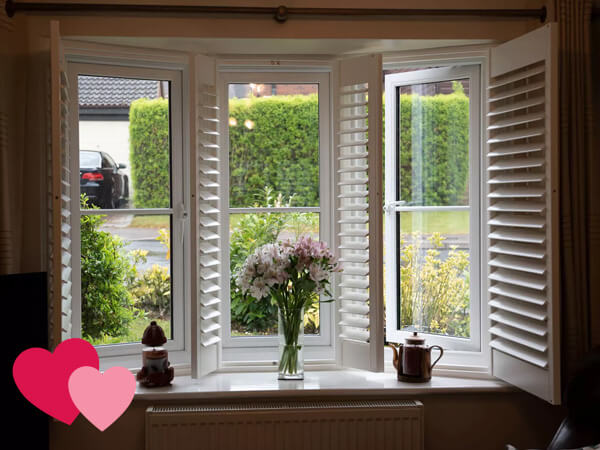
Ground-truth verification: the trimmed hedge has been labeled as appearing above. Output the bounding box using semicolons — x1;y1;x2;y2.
229;94;319;208
129;98;170;209
128;92;469;208
398;91;469;206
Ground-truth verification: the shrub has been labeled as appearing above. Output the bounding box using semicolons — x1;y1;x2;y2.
397;89;470;206
130;265;171;320
228;94;320;208
80;195;136;340
229;188;289;332
129;98;170;208
399;232;470;337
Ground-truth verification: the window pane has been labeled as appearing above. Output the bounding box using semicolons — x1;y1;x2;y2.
396;79;471;338
79;212;173;345
397;79;470;206
78;75;171;210
229;212;320;337
228;83;320;208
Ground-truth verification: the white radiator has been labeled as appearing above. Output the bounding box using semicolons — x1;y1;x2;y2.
145;400;424;450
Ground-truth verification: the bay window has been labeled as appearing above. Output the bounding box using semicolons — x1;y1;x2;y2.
50;22;560;404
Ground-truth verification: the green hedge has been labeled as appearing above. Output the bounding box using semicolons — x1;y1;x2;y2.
128;92;469;208
397;91;469;206
229;94;319;208
129;98;170;208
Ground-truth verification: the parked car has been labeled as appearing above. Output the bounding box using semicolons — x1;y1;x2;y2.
80;150;129;209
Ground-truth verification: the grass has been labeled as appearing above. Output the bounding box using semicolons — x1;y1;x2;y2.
129;215;170;228
87;316;171;346
397;210;469;235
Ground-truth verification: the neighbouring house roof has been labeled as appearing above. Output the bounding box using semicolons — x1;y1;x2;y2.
78;76;162;117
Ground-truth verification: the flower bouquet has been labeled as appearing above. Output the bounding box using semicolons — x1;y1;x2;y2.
236;236;341;379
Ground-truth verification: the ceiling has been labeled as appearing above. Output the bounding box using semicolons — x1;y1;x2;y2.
71;37;494;56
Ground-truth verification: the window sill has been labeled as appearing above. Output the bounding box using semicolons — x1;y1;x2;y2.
134;369;513;401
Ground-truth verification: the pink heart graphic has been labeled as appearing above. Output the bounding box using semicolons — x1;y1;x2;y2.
12;338;99;424
68;366;136;431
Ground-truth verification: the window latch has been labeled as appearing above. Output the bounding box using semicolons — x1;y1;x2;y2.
383;200;405;213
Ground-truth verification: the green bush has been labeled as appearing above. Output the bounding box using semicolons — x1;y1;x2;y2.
397;89;469;206
129;98;170;208
80;195;136;340
229;188;289;332
399;232;470;337
229;94;319;208
130;264;171;320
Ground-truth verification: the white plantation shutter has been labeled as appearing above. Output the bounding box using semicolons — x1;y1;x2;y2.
334;55;384;371
487;24;560;404
48;20;72;348
192;55;222;376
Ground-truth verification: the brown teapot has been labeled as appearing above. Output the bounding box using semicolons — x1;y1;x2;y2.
386;332;443;382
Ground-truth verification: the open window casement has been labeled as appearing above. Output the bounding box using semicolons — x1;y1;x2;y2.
487;23;560;404
49;20;73;348
193;54;222;377
334;54;384;371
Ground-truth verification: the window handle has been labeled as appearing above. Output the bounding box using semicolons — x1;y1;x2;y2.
383;200;405;213
176;203;187;245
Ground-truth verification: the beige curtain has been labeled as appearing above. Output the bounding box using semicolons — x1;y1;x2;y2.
558;0;600;385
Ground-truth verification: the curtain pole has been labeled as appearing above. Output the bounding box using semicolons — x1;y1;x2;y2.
5;1;548;23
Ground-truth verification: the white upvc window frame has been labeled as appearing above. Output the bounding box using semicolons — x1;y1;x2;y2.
65;48;192;369
217;69;336;365
383;50;489;370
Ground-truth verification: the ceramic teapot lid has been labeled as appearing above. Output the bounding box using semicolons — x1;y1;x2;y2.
405;331;426;345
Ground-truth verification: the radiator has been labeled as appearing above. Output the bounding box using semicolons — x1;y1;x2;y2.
145;399;424;450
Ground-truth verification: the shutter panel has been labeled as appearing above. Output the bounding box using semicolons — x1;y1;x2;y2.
487;24;560;404
334;55;384;371
49;20;72;348
192;55;221;377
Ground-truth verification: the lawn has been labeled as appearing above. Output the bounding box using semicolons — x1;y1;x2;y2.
130;215;170;228
397;210;469;235
88;316;171;346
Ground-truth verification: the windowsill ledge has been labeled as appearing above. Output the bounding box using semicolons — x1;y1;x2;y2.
134;369;513;401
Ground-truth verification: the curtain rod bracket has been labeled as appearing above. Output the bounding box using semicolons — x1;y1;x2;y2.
274;5;288;23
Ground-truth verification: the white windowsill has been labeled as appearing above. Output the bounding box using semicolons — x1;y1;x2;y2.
134;369;513;401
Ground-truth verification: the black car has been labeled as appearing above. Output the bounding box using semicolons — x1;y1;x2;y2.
80;150;129;209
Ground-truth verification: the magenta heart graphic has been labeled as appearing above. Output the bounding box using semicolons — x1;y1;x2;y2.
12;338;99;424
68;366;136;431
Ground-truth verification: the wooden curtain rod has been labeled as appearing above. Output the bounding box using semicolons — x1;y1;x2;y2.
5;1;547;23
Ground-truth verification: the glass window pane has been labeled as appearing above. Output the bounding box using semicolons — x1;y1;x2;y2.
228;83;320;208
78;75;171;210
396;79;471;338
79;212;173;345
397;79;470;206
229;212;320;337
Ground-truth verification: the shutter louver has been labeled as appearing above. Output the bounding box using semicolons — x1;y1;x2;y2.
487;24;560;404
193;55;221;376
335;55;383;372
49;21;72;347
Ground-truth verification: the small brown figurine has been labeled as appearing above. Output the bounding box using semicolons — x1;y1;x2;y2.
136;321;174;387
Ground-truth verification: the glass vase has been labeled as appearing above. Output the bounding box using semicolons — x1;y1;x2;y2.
278;306;304;380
